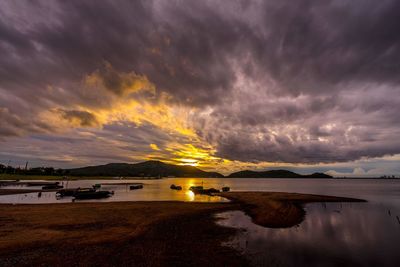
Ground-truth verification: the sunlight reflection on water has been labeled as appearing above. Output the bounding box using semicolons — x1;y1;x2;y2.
0;178;229;203
0;178;399;205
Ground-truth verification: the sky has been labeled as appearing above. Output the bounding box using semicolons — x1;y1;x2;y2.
1;0;400;176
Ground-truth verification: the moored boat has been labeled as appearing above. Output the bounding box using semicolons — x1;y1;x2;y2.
189;186;220;195
130;184;143;190
74;190;113;200
92;183;101;189
27;181;60;187
222;186;230;192
170;184;182;190
42;184;63;190
56;188;95;197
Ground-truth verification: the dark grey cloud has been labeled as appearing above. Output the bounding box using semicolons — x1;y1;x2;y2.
0;0;400;167
59;109;98;127
1;0;400;98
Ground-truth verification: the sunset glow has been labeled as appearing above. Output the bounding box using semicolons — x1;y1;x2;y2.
0;0;399;177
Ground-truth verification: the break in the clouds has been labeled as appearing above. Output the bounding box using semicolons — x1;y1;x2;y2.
1;0;400;175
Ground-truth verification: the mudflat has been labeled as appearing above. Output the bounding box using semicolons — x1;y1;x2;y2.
219;191;366;228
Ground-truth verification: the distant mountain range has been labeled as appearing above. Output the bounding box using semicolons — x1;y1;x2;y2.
227;169;332;178
68;160;224;178
67;160;332;178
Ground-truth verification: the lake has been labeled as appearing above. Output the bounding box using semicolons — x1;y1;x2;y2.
216;202;400;267
0;178;399;206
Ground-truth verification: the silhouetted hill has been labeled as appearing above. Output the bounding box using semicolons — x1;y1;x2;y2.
227;169;332;178
302;172;332;178
67;160;224;178
67;161;332;178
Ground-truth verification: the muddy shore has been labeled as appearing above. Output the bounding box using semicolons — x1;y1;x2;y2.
0;192;365;266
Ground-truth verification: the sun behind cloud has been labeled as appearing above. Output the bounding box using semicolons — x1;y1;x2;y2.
150;143;160;151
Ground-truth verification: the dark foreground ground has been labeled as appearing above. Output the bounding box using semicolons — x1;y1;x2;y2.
0;192;365;267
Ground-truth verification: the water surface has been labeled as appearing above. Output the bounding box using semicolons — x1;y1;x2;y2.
216;202;400;267
0;178;399;204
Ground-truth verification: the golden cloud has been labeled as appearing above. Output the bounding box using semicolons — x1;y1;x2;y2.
36;64;290;173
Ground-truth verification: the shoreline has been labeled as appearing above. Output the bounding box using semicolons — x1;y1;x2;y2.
0;188;60;195
0;192;366;266
219;192;366;228
2;174;400;181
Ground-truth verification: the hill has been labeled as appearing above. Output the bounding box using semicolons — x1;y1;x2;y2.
228;169;332;178
67;161;332;178
67;160;224;178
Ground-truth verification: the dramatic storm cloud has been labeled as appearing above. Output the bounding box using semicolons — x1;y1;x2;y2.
1;0;400;175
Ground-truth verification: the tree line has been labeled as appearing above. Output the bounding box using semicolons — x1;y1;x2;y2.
0;164;69;176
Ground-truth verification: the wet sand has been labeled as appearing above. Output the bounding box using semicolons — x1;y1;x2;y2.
0;192;365;266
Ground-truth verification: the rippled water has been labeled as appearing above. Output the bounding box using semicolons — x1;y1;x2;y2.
0;178;229;203
211;178;400;267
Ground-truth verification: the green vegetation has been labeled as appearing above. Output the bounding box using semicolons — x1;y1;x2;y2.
0;173;124;181
0;163;67;178
0;173;64;181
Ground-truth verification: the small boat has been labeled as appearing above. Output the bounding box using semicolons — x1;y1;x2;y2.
56;189;75;197
56;188;95;197
222;186;230;192
27;181;60;187
189;186;220;195
74;190;113;200
0;180;19;187
170;184;182;190
42;184;63;190
129;184;143;190
92;183;101;189
189;186;203;192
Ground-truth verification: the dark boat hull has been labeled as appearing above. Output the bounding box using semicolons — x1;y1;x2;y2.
74;191;112;199
189;186;220;195
170;184;182;190
42;185;63;190
56;188;95;197
129;185;143;190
